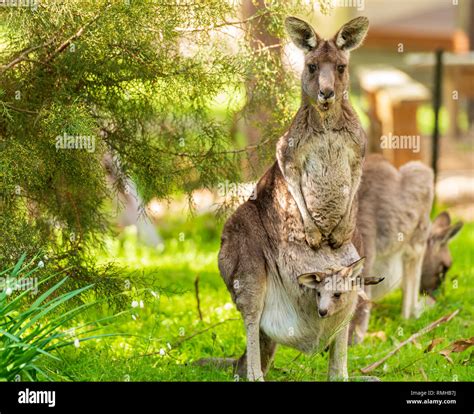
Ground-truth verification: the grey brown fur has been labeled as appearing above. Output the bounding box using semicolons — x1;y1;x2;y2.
349;156;463;344
217;17;375;381
349;154;435;343
421;211;463;296
278;17;369;249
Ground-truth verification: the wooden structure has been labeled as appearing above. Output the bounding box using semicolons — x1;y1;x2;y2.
406;52;474;138
357;66;430;168
365;28;469;54
358;2;471;174
363;3;470;54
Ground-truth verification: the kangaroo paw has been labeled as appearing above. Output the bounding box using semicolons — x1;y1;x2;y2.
305;227;322;249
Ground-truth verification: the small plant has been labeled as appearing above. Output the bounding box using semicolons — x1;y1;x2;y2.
0;253;120;381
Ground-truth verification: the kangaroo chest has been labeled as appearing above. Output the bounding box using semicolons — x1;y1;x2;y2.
299;131;361;234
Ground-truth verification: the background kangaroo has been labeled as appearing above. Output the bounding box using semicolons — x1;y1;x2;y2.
217;16;375;381
421;211;463;296
349;154;434;343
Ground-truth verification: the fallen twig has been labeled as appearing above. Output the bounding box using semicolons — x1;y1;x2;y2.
135;318;240;358
171;318;239;348
360;309;460;374
194;274;203;321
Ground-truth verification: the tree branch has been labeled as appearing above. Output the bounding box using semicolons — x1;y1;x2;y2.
173;11;270;33
44;4;111;64
0;40;54;75
155;137;272;158
3;103;39;115
1;4;111;72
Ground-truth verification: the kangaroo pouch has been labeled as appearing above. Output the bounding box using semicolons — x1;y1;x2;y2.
260;242;360;353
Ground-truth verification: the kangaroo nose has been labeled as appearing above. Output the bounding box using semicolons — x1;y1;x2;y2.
319;308;328;317
319;89;334;100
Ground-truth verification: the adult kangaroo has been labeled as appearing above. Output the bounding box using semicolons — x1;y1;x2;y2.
349;155;462;344
218;16;380;381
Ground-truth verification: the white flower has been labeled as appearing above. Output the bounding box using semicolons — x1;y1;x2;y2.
131;300;139;308
139;300;144;308
5;287;12;296
74;339;80;348
159;348;166;356
167;343;171;350
223;303;233;311
150;290;159;299
37;260;44;268
132;314;137;321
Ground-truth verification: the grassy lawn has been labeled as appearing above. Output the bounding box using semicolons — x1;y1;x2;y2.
38;213;473;382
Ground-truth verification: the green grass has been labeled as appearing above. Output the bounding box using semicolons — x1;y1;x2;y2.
0;254;127;381
36;213;473;382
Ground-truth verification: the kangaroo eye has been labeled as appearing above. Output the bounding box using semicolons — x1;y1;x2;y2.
438;264;449;279
337;65;346;74
308;64;318;73
333;292;341;299
317;291;321;298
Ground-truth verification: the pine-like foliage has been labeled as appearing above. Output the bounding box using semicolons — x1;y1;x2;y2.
0;0;312;291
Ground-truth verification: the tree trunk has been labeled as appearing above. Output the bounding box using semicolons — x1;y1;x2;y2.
240;0;282;178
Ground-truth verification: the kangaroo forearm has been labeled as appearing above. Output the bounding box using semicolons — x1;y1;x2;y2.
339;196;358;235
277;151;314;227
286;177;314;225
328;186;358;247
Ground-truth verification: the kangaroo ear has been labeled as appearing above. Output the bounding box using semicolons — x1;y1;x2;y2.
285;16;319;52
432;211;451;229
298;272;324;289
347;257;366;278
363;276;385;286
442;221;463;244
334;17;369;51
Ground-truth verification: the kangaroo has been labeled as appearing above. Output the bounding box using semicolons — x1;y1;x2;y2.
349;154;435;344
421;211;463;296
278;17;369;249
217;17;378;381
351;211;462;344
